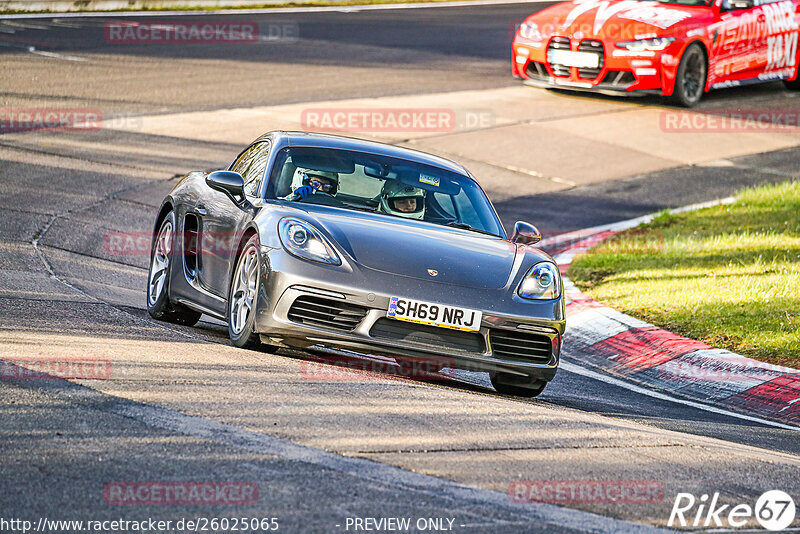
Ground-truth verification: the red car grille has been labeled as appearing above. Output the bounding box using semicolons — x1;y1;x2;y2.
547;36;571;77
577;40;604;80
546;37;605;81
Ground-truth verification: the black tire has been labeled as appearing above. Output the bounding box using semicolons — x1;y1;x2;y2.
671;43;707;108
146;211;202;326
490;371;547;398
784;78;800;90
227;234;263;349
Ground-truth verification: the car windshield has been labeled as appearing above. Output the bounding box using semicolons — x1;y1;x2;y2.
266;146;506;238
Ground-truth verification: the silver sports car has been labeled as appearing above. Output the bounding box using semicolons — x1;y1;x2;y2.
147;131;565;396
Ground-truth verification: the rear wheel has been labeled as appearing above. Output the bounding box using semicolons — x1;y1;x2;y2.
490;371;547;398
227;234;263;349
671;43;707;108
147;211;202;326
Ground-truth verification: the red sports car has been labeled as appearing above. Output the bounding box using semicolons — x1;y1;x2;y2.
512;0;800;106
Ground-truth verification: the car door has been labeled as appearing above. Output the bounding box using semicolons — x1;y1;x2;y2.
758;0;799;80
196;140;271;299
710;0;769;82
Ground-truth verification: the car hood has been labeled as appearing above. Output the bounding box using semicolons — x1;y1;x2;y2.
296;206;518;289
529;0;700;39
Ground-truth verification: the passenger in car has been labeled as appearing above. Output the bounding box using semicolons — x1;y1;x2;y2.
379;181;426;220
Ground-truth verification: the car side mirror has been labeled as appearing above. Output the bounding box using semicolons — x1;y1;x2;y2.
511;221;541;245
207;171;245;203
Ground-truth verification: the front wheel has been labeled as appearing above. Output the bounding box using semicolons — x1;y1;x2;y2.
147;211;202;326
671;43;707;108
784;78;800;90
490;372;547;398
227;235;263;349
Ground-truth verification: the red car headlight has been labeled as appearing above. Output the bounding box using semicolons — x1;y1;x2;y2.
616;37;676;52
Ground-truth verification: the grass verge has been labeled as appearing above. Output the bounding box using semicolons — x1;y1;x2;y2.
568;181;800;368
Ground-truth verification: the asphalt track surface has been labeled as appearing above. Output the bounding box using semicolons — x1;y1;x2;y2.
1;2;799;532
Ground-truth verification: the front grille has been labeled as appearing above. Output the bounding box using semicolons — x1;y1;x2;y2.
489;329;553;363
287;296;368;333
577;40;604;80
547;36;571;77
370;318;484;354
602;70;636;87
525;61;549;81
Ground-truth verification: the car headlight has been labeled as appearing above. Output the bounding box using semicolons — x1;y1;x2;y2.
518;262;561;300
616;37;675;52
518;21;544;42
278;217;341;265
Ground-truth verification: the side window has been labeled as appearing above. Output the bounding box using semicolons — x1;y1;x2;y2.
433;192;456;218
230;144;258;176
244;142;271;197
230;142;270;198
453;190;482;228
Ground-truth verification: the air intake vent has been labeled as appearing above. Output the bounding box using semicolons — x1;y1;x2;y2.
287;296;368;333
602;70;636;87
489;329;553;363
578;40;604;79
547;36;571;77
370;318;484;353
525;61;549;81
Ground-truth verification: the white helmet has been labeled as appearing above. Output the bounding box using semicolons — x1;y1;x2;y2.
379;181;425;220
291;167;339;195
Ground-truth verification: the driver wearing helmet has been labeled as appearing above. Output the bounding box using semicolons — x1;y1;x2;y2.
379;181;425;220
285;167;339;200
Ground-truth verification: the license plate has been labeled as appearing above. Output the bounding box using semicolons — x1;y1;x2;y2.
387;297;482;332
547;49;600;69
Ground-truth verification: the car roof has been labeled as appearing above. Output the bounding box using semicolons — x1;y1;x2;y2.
257;131;470;176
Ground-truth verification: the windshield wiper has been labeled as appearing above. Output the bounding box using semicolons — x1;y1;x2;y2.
445;221;500;237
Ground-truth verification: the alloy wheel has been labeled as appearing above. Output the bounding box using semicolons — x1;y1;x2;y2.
148;220;172;306
230;244;259;335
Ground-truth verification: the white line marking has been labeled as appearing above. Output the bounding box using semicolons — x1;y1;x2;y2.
559;360;799;430
28;48;87;61
1;0;555;19
1;19;52;29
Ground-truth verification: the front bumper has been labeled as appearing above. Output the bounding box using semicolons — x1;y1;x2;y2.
521;76;659;97
254;247;565;382
512;37;675;96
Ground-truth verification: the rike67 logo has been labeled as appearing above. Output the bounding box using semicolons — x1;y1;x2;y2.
669;490;796;531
